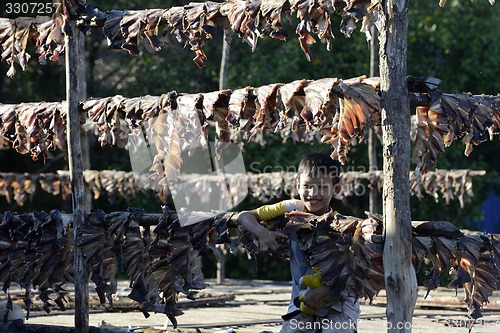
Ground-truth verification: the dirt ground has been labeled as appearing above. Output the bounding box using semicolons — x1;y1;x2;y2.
6;279;500;333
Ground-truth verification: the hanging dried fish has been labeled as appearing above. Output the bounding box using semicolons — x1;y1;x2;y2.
82;95;127;147
273;210;500;321
222;0;262;51
33;16;65;65
290;0;334;61
1;1;496;75
260;0;289;40
31;210;72;313
321;77;381;164
0;168;485;208
0;208;499;327
413;93;500;172
0;102;68;161
277;79;310;131
1;77;498;178
202;89;232;155
0;18;34;78
182;2;221;67
104;9;166;56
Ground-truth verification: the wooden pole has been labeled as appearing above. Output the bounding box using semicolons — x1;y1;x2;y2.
219;30;231;91
65;21;89;333
378;1;417;332
369;23;380;214
216;30;232;285
78;30;92;214
58;212;460;232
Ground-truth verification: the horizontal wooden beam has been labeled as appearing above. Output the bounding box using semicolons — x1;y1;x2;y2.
59;211;466;238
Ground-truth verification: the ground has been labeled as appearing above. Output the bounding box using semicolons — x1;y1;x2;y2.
5;279;500;333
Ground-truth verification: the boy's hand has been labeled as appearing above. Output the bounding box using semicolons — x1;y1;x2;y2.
298;295;316;315
237;211;287;252
297;268;328;314
255;229;288;252
302;285;330;311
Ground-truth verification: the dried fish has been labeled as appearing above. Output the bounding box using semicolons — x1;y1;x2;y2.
0;168;485;208
0;208;499;325
1;77;498;182
1;2;495;74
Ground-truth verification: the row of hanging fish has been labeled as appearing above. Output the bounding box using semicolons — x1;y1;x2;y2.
409;169;484;208
1;207;499;327
360;169;485;209
0;0;383;77
0;0;495;77
2;0;496;77
80;0;384;66
413;94;500;173
0;207;242;327
278;210;500;322
2;75;499;172
0;102;67;162
0;170;150;206
0;0;86;77
0;168;483;207
0;75;382;175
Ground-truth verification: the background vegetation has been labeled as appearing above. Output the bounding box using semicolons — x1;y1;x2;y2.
0;0;499;281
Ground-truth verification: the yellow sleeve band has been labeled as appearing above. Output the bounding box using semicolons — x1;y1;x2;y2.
256;201;286;221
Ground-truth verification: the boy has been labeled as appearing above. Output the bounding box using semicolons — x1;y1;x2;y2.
238;152;359;333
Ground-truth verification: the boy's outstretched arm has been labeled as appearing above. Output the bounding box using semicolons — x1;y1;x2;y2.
237;210;288;252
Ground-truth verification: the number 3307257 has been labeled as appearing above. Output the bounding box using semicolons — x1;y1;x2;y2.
5;2;61;15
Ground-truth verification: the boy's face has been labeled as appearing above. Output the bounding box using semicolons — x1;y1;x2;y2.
297;171;335;215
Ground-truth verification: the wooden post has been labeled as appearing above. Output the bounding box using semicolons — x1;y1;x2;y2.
65;21;89;333
216;30;232;285
219;30;231;92
78;31;92;213
369;24;379;214
378;1;417;332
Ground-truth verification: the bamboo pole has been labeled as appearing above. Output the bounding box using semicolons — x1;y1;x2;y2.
65;21;89;333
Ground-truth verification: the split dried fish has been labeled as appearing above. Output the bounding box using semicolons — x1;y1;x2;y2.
5;1;490;74
0;168;484;208
0;207;499;326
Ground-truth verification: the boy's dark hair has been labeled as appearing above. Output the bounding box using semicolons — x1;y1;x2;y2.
297;152;342;185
